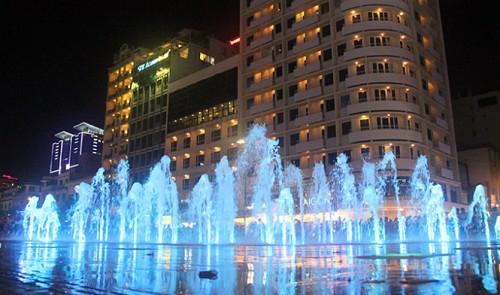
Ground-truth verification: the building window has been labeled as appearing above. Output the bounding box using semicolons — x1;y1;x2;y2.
325;98;335;111
290;133;299;146
352;14;361;23
372;62;392;73
321;25;331;37
339;69;348;82
356;64;365;75
328;152;338;165
324;73;334;86
323;48;332;61
246;98;255;109
370;36;390;46
182;178;190;190
196;134;205;145
337;43;346;56
354;39;363;48
360;119;369;131
170;160;177;172
342;122;351;135
289;108;299;121
170;141;177;152
183;137;191;149
183;158;190;169
427;128;433;140
361;147;370;159
228;147;238;161
212;129;221;141
327;125;336;138
368;11;388;21
277;136;284;148
290;158;300;167
340;94;350;108
211;151;221;164
228;125;238;137
358;90;367;102
376;117;398;129
335;19;345;32
196;154;205;166
277;112;284;124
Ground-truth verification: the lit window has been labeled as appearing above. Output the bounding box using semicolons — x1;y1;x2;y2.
199;52;215;65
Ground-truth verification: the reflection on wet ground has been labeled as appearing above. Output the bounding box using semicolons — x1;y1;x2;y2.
0;241;498;294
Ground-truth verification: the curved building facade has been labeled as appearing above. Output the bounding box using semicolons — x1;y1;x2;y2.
239;0;462;204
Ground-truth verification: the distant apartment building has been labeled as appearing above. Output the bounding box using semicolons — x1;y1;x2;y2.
453;90;500;150
50;122;103;175
454;90;500;206
239;0;462;206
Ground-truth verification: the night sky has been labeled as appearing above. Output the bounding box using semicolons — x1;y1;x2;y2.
1;0;498;182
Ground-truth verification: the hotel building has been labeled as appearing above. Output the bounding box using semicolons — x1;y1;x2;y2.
239;0;463;206
126;29;237;181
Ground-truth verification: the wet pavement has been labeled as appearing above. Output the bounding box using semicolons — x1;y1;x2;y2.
0;240;498;294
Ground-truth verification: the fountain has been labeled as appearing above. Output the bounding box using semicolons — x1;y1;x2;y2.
8;124;500;294
18;124;495;245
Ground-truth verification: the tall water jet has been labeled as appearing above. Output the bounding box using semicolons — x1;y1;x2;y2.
449;207;460;240
23;194;60;241
495;217;500;241
38;194;61;241
93;168;110;242
376;151;402;241
143;156;179;244
71;182;93;242
23;196;39;241
275;188;296;245
236;125;282;244
117;160;130;243
188;174;213;244
119;183;144;243
361;162;383;243
332;153;359;243
308;162;333;243
465;185;490;241
284;165;304;244
214;156;237;244
410;155;447;241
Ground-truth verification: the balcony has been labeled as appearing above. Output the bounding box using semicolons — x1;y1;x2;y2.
292;86;322;102
292;14;319;31
433;93;446;106
293;37;320;54
430;69;443;83
428;47;441;60
294;112;323;126
435;116;448;130
295;138;324;153
440;167;454;179
346;100;420;115
344;46;414;62
250;100;274;115
348;129;422;144
342;21;411;36
250;34;273;49
437;141;451;155
340;0;409;12
250;78;273;92
291;0;314;9
293;62;321;78
345;73;417;88
249;13;272;28
249;55;274;70
249;0;268;8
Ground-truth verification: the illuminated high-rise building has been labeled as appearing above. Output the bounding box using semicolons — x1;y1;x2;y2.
127;29;238;181
102;44;149;173
239;0;463;206
50;122;103;175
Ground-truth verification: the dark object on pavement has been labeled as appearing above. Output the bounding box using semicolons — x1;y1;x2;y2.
198;270;218;280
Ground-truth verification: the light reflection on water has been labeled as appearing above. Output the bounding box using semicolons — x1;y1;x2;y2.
0;241;499;294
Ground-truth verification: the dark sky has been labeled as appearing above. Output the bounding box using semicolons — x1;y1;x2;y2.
1;0;498;182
